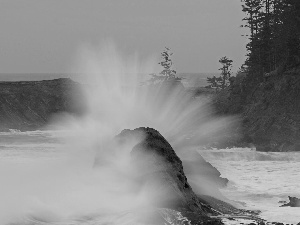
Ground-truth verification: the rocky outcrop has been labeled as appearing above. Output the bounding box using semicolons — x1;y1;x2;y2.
214;66;300;151
116;127;210;215
113;127;262;224
280;196;300;207
115;127;227;224
0;78;84;131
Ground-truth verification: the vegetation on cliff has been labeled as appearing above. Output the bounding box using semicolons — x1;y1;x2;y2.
241;0;300;83
207;56;233;90
147;47;183;85
212;0;300;151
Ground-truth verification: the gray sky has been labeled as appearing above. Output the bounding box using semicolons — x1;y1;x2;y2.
0;0;248;73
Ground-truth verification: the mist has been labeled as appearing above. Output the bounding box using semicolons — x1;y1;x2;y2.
0;42;238;224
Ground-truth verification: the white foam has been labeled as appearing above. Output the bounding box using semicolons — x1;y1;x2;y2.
200;148;300;224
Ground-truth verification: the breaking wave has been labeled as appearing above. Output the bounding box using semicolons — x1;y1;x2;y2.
199;148;300;162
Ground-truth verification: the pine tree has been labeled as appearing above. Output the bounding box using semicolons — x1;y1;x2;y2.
206;76;217;89
207;56;233;90
218;56;233;89
241;0;300;81
148;47;181;84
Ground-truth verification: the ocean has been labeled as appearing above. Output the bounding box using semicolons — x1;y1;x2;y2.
200;148;300;224
0;131;299;224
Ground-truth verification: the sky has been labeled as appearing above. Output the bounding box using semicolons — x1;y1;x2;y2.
0;0;248;74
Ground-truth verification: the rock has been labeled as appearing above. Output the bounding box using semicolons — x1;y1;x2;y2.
278;200;287;204
116;127;211;215
95;127;261;224
0;78;85;131
280;196;300;207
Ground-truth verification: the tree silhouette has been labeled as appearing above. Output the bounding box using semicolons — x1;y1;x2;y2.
207;56;233;90
148;47;181;84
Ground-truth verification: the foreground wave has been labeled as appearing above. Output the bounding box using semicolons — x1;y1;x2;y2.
22;209;192;225
200;148;300;161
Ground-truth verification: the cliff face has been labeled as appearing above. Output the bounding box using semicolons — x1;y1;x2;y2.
215;67;300;151
0;78;84;131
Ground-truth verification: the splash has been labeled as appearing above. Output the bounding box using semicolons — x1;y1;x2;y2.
0;42;238;224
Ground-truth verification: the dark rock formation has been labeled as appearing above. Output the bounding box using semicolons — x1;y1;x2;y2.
116;127;209;215
280;196;300;207
114;127;262;224
0;78;85;131
214;66;300;151
115;127;226;224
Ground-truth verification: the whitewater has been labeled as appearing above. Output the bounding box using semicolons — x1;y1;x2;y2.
1;131;299;224
200;148;300;224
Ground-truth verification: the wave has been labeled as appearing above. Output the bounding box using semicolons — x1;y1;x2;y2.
17;208;191;225
199;148;300;162
0;129;50;136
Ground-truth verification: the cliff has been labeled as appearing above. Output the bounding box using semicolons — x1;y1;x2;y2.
214;66;300;151
0;78;84;131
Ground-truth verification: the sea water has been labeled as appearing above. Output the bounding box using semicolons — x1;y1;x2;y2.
200;148;300;224
1;131;299;224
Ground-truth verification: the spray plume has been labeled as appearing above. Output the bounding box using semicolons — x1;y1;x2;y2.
0;42;238;224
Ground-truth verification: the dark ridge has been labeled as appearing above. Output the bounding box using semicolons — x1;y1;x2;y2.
0;78;86;131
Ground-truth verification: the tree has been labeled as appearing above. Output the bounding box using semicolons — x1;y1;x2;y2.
206;76;217;89
148;47;181;84
241;0;300;81
207;56;233;90
218;56;233;89
241;0;261;39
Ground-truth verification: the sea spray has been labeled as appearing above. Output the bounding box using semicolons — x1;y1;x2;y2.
0;42;238;224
